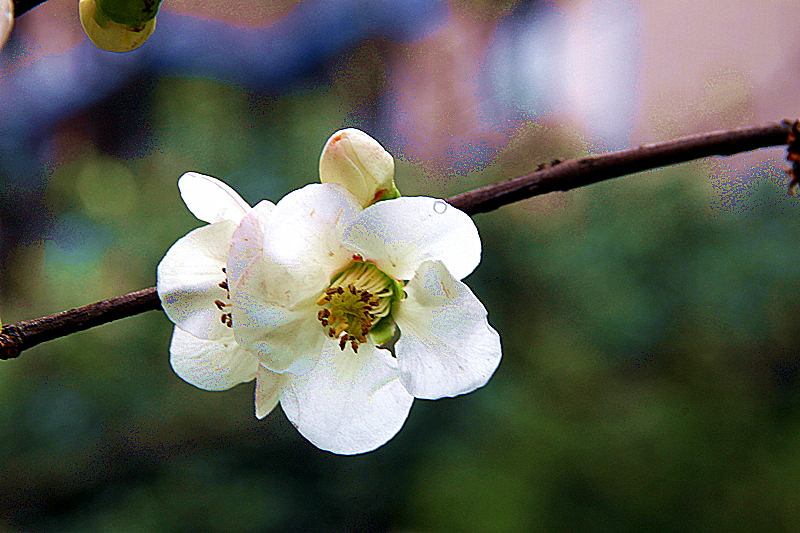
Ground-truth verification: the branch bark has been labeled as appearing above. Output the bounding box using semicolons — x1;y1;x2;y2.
12;0;47;17
1;119;795;359
0;287;160;359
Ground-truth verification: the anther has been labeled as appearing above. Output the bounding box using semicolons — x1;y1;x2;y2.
214;300;227;310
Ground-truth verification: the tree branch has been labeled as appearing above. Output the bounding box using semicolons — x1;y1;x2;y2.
1;119;795;359
12;0;48;17
0;287;160;359
447;120;794;215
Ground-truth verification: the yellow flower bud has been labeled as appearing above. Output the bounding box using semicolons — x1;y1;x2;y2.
0;0;12;51
79;0;156;53
319;128;399;207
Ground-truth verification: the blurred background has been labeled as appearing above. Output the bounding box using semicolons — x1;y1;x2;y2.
2;0;800;530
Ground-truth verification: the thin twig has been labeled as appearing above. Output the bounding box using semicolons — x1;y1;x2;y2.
0;119;795;359
0;287;161;359
447;120;793;215
12;0;47;17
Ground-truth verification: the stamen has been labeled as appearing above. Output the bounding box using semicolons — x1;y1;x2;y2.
316;260;397;351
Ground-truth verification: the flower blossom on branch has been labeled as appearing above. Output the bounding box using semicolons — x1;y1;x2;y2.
157;129;502;454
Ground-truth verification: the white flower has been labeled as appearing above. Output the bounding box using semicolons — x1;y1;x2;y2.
229;183;502;454
157;172;287;413
319;128;399;207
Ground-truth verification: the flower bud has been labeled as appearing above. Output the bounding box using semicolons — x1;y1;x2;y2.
79;0;157;52
319;128;400;207
0;0;12;51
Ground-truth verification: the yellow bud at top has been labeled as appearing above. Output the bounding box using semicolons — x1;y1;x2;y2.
79;0;155;53
319;128;399;207
0;0;12;51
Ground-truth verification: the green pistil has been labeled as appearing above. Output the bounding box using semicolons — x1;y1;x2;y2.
317;261;401;352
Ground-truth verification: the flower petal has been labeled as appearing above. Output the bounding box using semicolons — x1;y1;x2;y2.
157;221;235;340
263;183;362;292
227;200;274;292
233;294;324;375
255;365;291;419
229;184;362;374
281;342;414;454
342;196;481;281
178;172;251;224
393;260;501;399
169;327;259;391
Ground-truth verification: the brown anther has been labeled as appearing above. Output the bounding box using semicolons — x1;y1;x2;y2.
336;287;344;294
214;300;227;310
360;292;372;302
221;267;226;273
351;340;359;352
218;281;228;290
328;327;335;337
339;335;347;350
348;284;357;295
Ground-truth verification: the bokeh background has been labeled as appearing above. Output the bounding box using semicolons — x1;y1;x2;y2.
2;0;800;530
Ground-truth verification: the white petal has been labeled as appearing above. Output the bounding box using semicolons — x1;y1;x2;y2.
178;172;251;224
263;183;362;292
157;221;235;340
227;200;274;292
393;260;501;399
229;184;362;374
255;365;290;419
169;327;258;391
342;196;481;281
281;342;414;454
233;294;324;375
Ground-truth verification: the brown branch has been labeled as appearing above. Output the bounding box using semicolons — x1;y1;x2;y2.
0;119;796;359
12;0;47;17
0;287;161;359
447;120;794;215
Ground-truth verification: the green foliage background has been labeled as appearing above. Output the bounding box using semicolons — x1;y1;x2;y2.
2;75;800;531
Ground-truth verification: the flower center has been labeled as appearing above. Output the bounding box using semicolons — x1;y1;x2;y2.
316;260;398;352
